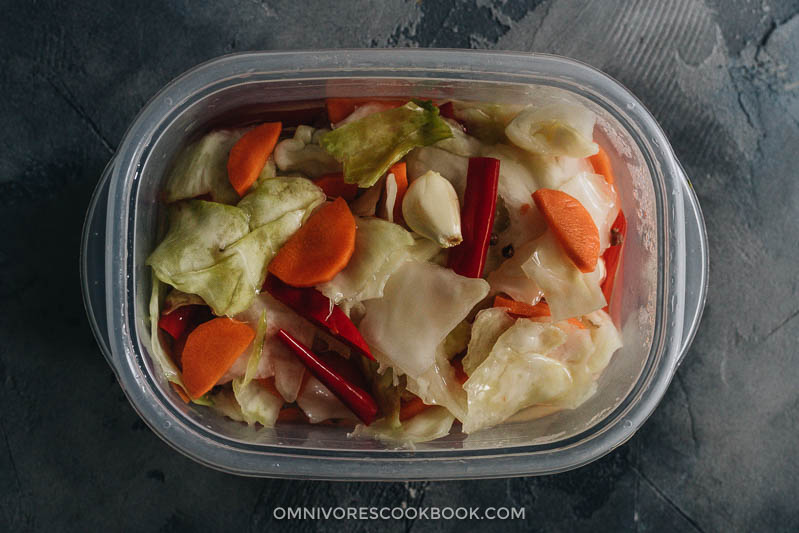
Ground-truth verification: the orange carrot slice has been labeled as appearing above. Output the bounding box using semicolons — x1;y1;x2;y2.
589;146;614;185
325;98;406;124
314;173;359;202
227;122;282;196
567;318;587;329
493;295;551;318
181;318;256;399
399;396;430;422
494;295;586;328
532;188;600;273
268;197;356;287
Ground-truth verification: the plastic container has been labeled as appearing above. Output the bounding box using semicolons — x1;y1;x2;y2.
81;50;707;479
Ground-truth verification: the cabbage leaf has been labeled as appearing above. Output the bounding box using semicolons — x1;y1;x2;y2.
505;102;599;158
360;261;490;378
350;406;454;447
559;171;619;252
462;319;571;433
147;178;324;317
521;232;606;321
317;217;415;314
232;379;283;427
273;125;341;178
461;307;515;375
320;101;453;188
163;129;245;204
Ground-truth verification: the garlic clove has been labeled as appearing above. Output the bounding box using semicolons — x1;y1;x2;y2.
402;170;463;248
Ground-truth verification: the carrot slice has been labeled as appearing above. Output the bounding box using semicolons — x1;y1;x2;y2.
494;295;586;328
532;188;600;273
493;295;551;318
181;318;256;399
314;173;359;202
268;197;356;287
567;318;587;329
325;98;406;124
227;122;282;196
399;396;429;422
589;146;614;185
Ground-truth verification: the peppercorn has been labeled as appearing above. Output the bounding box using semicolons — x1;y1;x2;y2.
502;244;514;258
489;233;498;246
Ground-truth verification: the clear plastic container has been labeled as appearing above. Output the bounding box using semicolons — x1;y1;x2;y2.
81;50;707;479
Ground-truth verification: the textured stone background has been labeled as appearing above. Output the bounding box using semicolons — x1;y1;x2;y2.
2;0;799;531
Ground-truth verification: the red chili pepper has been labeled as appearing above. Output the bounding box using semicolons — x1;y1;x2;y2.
276;328;378;425
601;209;627;314
438;101;456;120
447;157;500;278
158;305;210;340
158;305;214;369
263;275;374;360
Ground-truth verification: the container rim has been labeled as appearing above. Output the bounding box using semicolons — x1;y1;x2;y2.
84;49;708;479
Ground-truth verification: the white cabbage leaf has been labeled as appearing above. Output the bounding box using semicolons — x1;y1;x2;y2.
232;379;283;427
360;261;490;378
163;129;246;204
533;311;622;412
521;232;606;321
486;239;544;305
222;292;316;400
148;276;184;387
533;155;594;189
433;118;485;157
441;320;472;361
505;102;599;158
450;101;524;144
462;319;571;433
461;307;515;375
583;310;623;375
558;171;619;252
296;375;358;423
274;125;341;178
350;406;455;447
333;101;401;128
317;217;415;314
208;388;247;423
481;144;548;268
405;346;468;421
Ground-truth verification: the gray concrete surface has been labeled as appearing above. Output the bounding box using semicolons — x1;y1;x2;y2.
2;0;798;531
